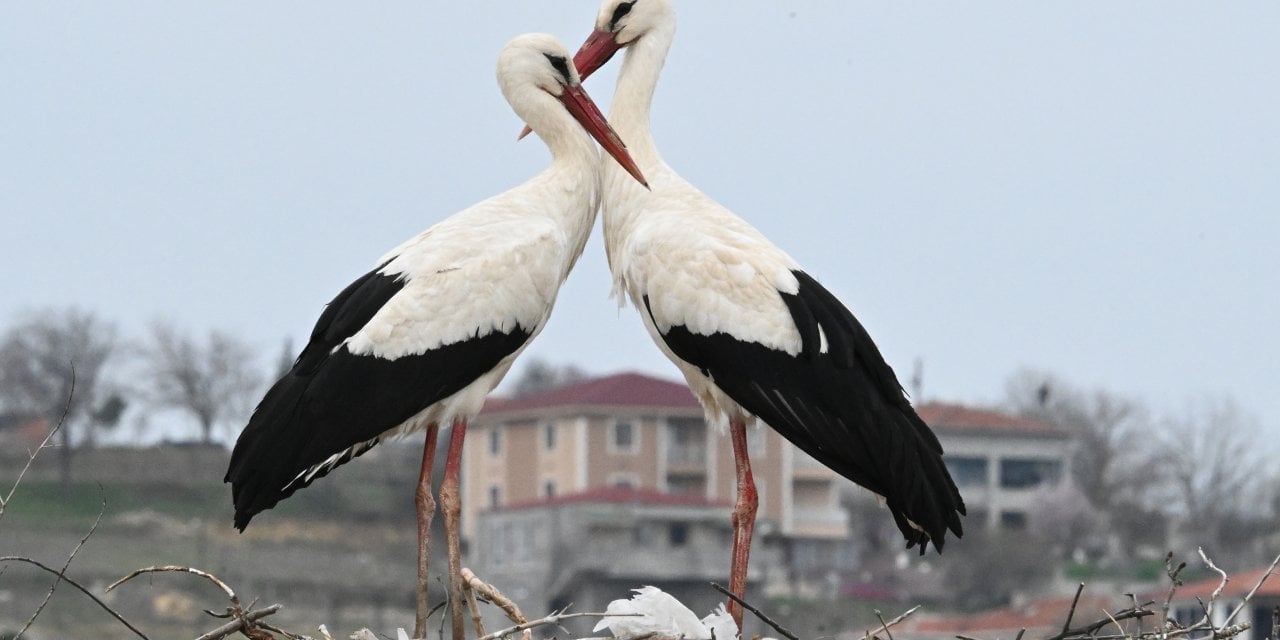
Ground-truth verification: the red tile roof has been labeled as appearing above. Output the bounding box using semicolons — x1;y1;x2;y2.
908;593;1125;635
1165;564;1280;600
500;486;730;511
483;371;700;415
482;373;1063;439
917;402;1065;437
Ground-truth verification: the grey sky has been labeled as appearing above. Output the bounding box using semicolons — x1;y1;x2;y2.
3;3;1277;440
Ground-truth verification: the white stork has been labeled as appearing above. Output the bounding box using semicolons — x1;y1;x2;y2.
225;33;646;640
565;0;966;627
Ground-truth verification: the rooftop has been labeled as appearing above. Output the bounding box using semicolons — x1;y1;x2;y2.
917;402;1065;437
1161;564;1280;600
483;371;700;415
907;593;1125;636
484;372;1065;437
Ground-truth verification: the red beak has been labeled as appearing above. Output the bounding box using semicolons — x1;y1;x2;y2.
519;29;625;141
572;28;625;83
556;82;648;189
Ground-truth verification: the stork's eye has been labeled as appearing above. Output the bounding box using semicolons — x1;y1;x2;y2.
543;53;572;84
610;1;634;30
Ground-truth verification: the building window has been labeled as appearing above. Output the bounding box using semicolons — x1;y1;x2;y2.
667;476;704;496
669;523;689;547
543;479;557;498
543;422;557;450
999;458;1061;489
1000;510;1027;530
945;456;989;487
1252;603;1273;640
488;485;502;508
488;427;501;456
608;472;639;488
633;523;659;547
611;418;638;454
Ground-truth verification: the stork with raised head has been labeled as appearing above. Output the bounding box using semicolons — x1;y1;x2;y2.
225;33;646;640
565;0;966;628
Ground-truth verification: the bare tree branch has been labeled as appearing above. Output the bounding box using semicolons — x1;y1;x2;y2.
864;606;919;640
1223;553;1280;627
17;488;106;637
0;373;72;522
476;610;638;640
108;565;297;640
138;321;262;443
192;604;283;640
0;556;148;639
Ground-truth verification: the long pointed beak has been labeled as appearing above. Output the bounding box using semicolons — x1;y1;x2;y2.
519;29;625;141
557;82;648;189
572;28;625;82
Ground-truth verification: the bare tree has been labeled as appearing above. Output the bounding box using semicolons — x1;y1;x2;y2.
1005;370;1157;514
1025;482;1107;561
509;358;587;398
139;322;262;444
1150;397;1270;558
0;307;117;483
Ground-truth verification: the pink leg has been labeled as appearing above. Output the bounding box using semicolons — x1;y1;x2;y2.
440;418;468;640
414;422;440;640
727;418;757;634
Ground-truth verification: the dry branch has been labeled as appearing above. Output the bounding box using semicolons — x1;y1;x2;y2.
0;373;72;522
864;605;920;640
108;564;298;640
711;581;799;640
17;489;107;637
0;555;149;639
475;610;637;640
961;551;1270;640
462;567;532;640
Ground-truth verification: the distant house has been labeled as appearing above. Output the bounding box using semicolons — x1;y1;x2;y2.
1161;565;1280;640
469;486;772;634
902;592;1126;639
464;372;852;595
920;403;1074;531
464;373;1078;608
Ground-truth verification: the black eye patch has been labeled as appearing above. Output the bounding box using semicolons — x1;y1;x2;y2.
610;1;634;29
543;53;573;83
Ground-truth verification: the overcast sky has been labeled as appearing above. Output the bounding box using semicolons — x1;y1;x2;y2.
2;2;1277;442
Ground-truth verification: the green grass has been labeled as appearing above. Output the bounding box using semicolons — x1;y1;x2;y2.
2;481;224;524
2;478;415;527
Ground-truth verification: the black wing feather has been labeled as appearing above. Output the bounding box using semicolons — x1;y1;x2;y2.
647;270;965;553
225;266;532;530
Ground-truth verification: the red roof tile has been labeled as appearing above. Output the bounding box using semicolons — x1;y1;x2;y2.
917;402;1065;437
1164;564;1280;600
483;371;700;415
500;486;730;511
908;594;1124;635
